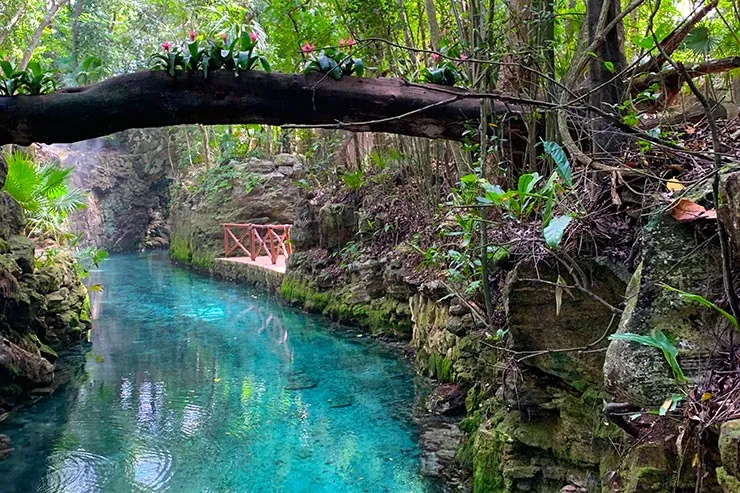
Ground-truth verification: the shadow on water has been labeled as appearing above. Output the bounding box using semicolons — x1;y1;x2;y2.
0;253;439;493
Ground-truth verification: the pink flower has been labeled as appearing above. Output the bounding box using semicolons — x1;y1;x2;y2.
301;43;313;53
460;53;468;60
249;32;259;42
338;39;345;48
431;52;440;63
189;30;197;42
345;37;356;47
161;42;172;53
220;32;228;43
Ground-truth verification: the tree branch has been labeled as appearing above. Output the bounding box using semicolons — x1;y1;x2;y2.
0;70;525;146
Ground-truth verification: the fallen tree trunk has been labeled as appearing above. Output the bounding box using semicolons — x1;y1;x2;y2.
0;70;524;146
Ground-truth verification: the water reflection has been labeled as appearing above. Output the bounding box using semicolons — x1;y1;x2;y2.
0;254;432;493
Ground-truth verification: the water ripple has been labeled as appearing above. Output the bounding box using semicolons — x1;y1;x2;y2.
123;443;173;492
38;450;113;493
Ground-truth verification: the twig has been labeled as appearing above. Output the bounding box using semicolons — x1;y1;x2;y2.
282;96;461;130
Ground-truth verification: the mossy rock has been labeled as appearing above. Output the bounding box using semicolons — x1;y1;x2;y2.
604;214;728;406
719;420;740;480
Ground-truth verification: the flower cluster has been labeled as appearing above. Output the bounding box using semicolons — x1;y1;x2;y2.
301;37;364;80
151;29;270;78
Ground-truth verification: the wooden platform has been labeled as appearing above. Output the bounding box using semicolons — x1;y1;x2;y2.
215;255;287;274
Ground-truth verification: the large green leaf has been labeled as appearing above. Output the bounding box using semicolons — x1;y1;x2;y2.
660;283;738;329
609;330;687;384
543;215;572;248
2;151;37;206
542;140;573;187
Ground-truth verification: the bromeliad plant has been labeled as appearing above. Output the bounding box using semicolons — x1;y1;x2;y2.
150;29;271;78
0;58;56;96
419;46;466;86
302;39;365;80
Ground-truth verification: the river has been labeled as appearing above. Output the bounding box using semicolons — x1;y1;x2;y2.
0;254;433;492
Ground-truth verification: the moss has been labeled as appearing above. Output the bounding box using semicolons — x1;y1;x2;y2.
717;467;740;492
169;234;215;270
280;274;412;339
0;384;22;396
473;428;505;492
39;343;58;360
80;294;91;325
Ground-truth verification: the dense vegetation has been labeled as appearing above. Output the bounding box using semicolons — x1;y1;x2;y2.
2;0;740;491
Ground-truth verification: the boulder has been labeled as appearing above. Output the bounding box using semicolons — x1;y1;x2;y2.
318;202;357;250
0;337;54;389
0;193;24;239
504;260;625;388
604;215;728;406
7;235;34;274
719;420;740;481
426;384;466;415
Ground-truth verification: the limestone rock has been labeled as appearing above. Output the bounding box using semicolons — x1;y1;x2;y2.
719;420;740;480
318;202;357;251
7;235;33;274
504;260;625;388
604;215;727;406
426;384;466;415
0;337;54;388
0;193;24;238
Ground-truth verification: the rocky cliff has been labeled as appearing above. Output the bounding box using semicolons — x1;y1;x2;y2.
42;129;172;252
0;155;91;416
169;154;303;270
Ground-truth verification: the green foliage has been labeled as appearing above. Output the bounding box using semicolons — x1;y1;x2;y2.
303;45;365;80
609;329;687;385
1;151;87;241
660;283;738;329
543;215;572;249
150;29;271;78
340;169;365;191
0;58;56;96
420;61;463;86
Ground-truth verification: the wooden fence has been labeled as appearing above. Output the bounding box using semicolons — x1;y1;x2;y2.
222;223;292;264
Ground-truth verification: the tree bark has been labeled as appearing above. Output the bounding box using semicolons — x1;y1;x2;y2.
0;70;523;146
588;0;626;106
424;0;442;50
20;0;73;70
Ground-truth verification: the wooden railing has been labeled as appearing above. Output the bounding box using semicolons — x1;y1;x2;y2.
222;223;292;264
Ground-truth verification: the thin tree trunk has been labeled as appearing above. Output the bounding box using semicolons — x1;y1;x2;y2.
71;0;87;63
395;0;417;62
424;0;442;50
0;4;27;46
199;125;210;170
20;0;73;70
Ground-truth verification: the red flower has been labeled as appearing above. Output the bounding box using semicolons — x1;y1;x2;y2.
301;43;313;53
161;42;172;53
189;30;197;42
220;32;228;43
249;32;259;42
345;37;356;47
431;52;440;63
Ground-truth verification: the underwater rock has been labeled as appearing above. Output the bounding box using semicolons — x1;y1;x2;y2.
328;395;354;408
285;372;318;391
0;434;12;461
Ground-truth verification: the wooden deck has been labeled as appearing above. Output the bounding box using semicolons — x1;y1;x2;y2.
215;255;287;274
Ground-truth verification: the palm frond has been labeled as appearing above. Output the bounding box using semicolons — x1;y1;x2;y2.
2;151;38;206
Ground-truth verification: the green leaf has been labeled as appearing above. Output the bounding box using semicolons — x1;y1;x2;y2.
542;140;572;187
353;58;364;77
660;283;738;328
259;56;271;73
604;61;615;73
543;215;572;249
517;172;541;195
609;330;687;384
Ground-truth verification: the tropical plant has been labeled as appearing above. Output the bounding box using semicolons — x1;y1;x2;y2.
0;58;56;96
609;329;688;385
1;151;87;241
303;41;365;80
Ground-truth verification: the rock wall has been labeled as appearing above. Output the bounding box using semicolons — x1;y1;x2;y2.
44;129;172;252
169;154;303;270
0;156;90;414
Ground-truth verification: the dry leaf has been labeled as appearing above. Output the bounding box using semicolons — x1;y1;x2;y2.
666;178;685;192
671;198;717;222
660;397;672;415
686;126;696;135
555;275;565;316
701;392;712;402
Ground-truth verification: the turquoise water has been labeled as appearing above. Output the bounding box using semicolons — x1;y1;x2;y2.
0;254;433;493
